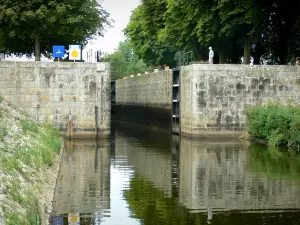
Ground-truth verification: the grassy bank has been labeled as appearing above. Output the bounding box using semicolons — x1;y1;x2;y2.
246;103;300;147
0;100;62;225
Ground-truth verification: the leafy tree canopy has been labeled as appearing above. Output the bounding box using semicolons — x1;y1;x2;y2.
0;0;111;60
125;0;300;65
102;40;149;80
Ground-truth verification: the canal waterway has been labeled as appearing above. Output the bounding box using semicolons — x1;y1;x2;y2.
50;122;300;225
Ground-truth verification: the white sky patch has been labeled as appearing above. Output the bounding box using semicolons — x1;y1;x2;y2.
83;0;141;59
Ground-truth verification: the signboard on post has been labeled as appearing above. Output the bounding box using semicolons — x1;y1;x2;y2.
53;46;65;58
0;52;5;60
69;45;81;61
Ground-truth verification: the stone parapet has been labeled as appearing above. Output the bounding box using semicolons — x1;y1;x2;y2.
0;61;111;138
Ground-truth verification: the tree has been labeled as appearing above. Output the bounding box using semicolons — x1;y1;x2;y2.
124;0;176;67
126;0;300;65
259;0;300;64
0;0;110;61
102;41;149;80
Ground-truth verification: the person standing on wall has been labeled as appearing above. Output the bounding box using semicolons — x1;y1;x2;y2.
209;47;214;64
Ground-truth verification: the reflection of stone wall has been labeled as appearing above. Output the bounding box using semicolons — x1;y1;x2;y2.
115;135;173;197
179;138;300;211
52;139;110;215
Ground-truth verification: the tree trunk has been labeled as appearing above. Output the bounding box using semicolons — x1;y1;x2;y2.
35;35;41;61
192;38;201;60
243;37;251;64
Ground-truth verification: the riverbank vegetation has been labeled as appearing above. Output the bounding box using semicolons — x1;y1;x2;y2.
0;100;62;225
246;104;300;147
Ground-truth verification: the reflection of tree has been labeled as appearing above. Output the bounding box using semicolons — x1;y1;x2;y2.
124;173;203;225
124;172;300;225
249;143;300;180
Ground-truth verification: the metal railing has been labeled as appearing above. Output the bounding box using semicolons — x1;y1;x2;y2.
174;51;193;68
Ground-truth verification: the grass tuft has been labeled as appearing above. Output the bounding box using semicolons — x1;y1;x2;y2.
0;110;62;224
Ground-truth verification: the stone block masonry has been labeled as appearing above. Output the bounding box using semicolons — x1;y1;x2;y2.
115;64;300;138
180;64;300;137
115;70;173;130
0;61;111;138
116;69;172;108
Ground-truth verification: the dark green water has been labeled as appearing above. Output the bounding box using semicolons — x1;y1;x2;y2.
50;123;300;225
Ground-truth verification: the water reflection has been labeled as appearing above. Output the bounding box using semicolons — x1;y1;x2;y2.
51;139;111;224
51;123;300;225
179;138;300;212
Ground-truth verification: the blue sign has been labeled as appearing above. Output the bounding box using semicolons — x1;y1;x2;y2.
53;46;65;58
51;216;64;225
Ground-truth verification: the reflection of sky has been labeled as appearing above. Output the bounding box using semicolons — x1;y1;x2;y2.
101;166;140;225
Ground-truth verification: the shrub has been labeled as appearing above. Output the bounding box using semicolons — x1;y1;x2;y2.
246;103;300;147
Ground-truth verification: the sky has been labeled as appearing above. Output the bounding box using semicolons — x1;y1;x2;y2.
84;0;141;56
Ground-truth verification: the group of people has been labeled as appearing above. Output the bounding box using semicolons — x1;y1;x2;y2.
208;47;300;65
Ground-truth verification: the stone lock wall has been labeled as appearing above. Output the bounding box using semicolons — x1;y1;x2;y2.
0;61;111;138
114;70;173;130
115;64;300;137
180;64;300;137
116;70;172;108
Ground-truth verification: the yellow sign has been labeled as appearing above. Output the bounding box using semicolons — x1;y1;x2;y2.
69;45;81;60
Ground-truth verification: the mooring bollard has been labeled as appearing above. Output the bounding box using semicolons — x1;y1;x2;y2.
67;113;73;139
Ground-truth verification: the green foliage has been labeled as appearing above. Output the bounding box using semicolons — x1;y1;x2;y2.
0;108;8;141
0;117;62;224
102;41;149;80
0;95;3;103
0;0;111;60
1;121;62;173
0;126;7;141
20;120;40;133
289;114;300;147
125;0;300;65
246;104;300;147
4;180;41;225
124;1;177;67
5;212;27;225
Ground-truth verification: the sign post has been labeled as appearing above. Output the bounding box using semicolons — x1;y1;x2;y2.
53;46;65;62
0;52;5;60
69;45;81;62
